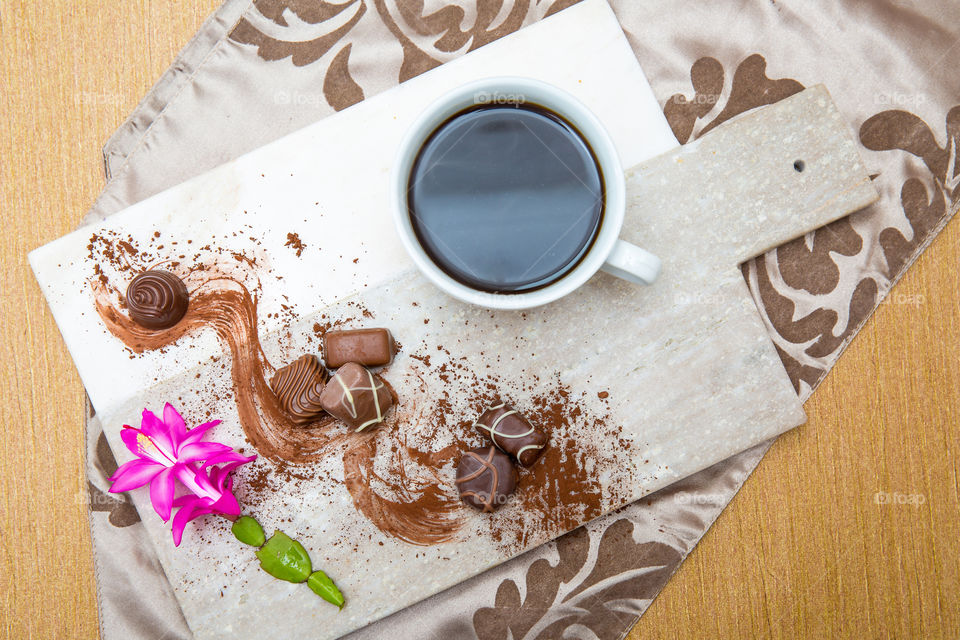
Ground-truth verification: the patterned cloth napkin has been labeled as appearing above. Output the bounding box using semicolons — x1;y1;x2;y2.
81;1;960;638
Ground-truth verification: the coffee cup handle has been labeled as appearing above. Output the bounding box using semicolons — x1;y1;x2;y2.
601;239;661;285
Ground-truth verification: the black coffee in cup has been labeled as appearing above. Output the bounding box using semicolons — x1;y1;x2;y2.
407;103;604;293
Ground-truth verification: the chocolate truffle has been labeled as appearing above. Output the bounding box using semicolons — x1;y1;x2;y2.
319;362;393;431
125;270;189;329
323;328;396;368
455;446;518;513
474;402;548;467
270;354;329;425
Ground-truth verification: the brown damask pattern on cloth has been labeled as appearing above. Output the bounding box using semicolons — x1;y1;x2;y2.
666;54;959;394
371;0;579;80
861;108;960;273
89;432;140;528
227;0;579;102
473;522;680;640
229;0;367;67
663;54;804;142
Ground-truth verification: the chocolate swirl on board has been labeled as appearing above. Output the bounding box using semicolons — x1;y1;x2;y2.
93;276;344;463
125;270;189;329
343;434;464;545
270;354;329;425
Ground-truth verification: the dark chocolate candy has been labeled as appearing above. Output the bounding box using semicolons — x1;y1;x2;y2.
455;446;517;513
319;362;393;431
125;270;189;329
474;402;548;467
323;328;395;368
270;354;329;425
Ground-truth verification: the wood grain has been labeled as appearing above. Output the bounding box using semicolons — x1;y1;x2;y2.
0;3;223;639
1;2;956;639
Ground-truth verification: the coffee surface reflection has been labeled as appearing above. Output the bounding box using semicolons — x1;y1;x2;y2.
407;104;604;293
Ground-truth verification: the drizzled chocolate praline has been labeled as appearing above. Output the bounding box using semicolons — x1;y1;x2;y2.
125;270;189;329
319;362;393;431
474;401;548;467
455;446;517;513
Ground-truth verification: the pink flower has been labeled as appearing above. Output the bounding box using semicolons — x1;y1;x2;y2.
170;463;246;546
108;403;255;545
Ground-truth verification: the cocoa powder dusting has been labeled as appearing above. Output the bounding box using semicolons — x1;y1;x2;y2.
88;232;627;550
342;433;464;546
358;351;622;552
284;232;306;257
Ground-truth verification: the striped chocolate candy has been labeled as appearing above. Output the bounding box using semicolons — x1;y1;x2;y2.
455;446;517;513
319;362;393;431
474;401;548;467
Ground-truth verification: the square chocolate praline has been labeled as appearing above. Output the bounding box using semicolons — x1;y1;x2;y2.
323;328;395;368
319;362;393;431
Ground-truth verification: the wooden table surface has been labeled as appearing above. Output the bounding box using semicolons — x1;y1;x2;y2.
1;3;957;639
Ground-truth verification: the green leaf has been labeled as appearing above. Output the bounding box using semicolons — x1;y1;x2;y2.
308;570;345;609
255;531;312;583
231;516;265;547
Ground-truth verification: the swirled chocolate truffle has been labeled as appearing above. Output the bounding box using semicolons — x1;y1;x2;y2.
475;401;548;467
125;270;189;329
455;446;517;513
270;355;329;425
319;362;393;431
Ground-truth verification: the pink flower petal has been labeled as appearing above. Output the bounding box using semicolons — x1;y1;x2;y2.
205;467;236;498
108;458;162;492
139;409;167;440
209;489;241;517
171;498;215;547
180;419;222;449
201;451;257;474
170;502;198;546
174;464;220;500
136;409;179;463
217;455;257;479
163;403;187;444
120;427;142;457
177;442;232;464
149;466;177;521
172;494;207;508
121;428;176;466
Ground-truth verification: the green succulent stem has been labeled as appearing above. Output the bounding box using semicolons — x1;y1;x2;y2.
233;516;345;608
256;530;312;583
231;516;266;547
308;570;345;609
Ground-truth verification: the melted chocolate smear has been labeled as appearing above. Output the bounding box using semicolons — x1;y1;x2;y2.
343;433;464;546
349;353;620;551
92;277;349;463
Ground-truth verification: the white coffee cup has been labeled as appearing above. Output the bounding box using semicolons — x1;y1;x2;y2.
391;77;660;310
